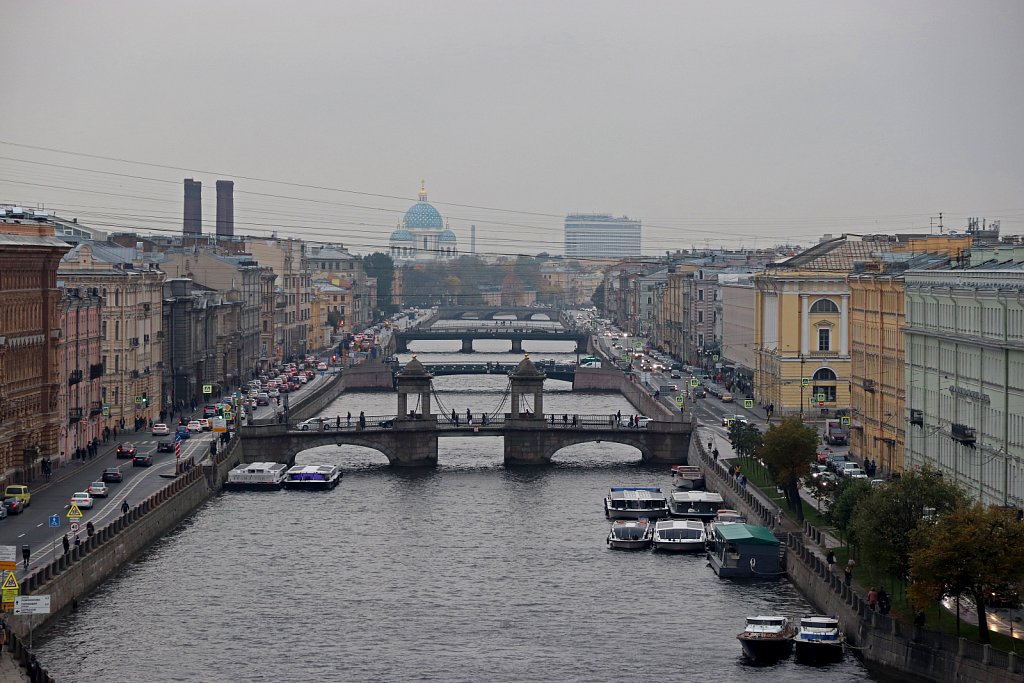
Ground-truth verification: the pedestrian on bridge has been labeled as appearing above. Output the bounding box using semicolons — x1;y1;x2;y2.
563;414;568;428
336;415;341;429
121;500;130;516
62;534;70;555
359;411;366;430
347;412;352;427
466;408;472;425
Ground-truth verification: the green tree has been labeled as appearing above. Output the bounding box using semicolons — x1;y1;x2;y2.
909;503;1024;642
362;252;396;314
591;282;605;310
727;421;763;458
850;468;969;584
759;416;818;520
827;478;871;547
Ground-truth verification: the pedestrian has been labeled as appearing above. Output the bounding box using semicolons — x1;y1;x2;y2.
0;621;6;653
452;409;458;425
913;610;926;628
550;413;556;425
336;415;341;429
466;408;472;424
563;414;568;428
712;447;719;461
867;587;878;611
844;565;852;586
121;500;130;515
21;544;29;569
826;548;836;570
74;535;81;549
616;409;621;424
359;411;366;429
878;588;891;615
318;416;324;430
62;534;70;555
572;414;577;427
347;411;352;427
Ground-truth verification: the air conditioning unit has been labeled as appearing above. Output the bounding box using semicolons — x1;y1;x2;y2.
143;302;151;312
131;338;139;347
862;379;876;393
951;423;976;446
909;409;923;427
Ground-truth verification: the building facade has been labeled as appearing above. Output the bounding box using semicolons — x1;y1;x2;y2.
0;216;71;484
388;184;459;262
57;285;104;464
720;277;757;375
564;214;641;258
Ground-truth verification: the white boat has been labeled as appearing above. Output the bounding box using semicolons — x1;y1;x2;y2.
737;615;795;662
670;464;705;490
651;519;706;552
606;519;654;550
668;490;724;520
224;462;288;490
792;616;845;664
282;464;343;490
604;487;670;519
707;508;747;536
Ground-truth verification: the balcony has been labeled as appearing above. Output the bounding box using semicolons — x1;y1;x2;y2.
142;302;151;312
89;401;102;417
909;409;923;427
130;370;140;379
862;379;876;393
68;369;83;385
89;362;104;379
131;338;139;347
68;407;83;423
951;423;976;447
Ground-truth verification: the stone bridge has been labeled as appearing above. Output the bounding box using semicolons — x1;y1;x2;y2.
438;305;561;320
393;326;589;353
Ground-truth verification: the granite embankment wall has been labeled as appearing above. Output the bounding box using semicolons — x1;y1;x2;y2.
573;367;676;420
10;438;240;641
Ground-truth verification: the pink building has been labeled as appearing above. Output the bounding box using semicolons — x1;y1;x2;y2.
57;285;105;465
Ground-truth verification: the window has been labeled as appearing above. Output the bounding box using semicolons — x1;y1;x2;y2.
812;385;837;402
698;289;704;301
810;298;839;313
818;328;831;351
813;367;837;381
697;310;704;324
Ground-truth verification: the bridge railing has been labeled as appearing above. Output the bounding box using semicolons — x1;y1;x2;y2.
540;413;642;428
290;414;398;431
436;413;507;428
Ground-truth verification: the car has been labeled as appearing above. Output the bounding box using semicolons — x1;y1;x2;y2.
157;440;175;453
187;421;203;433
198;418;212;431
720;394;734;403
256;393;270;406
101;467;124;483
722;414;749;427
3;484;31;507
297;417;331;431
175;425;191;440
115;443;137;459
2;498;26;515
87;481;109;498
268;388;280;398
317;362;328;371
670;371;681;379
838;461;861;477
151;423;170;436
133;453;154;467
635;416;653;429
203;405;219;417
70;491;94;509
847;468;869;479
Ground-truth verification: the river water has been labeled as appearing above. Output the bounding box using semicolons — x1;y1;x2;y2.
34;340;882;681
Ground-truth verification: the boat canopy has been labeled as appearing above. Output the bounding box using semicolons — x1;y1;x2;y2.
671;491;723;504
715;523;780;545
656;527;704;540
610;487;661;492
610;522;650;540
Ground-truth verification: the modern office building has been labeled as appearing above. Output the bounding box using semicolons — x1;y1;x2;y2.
564;214;641;258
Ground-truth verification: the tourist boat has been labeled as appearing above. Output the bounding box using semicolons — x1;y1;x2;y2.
668;490;724;520
792;615;845;664
670;464;705;490
606;519;654;550
707;508;747;535
282;464;343;490
224;462;288;490
604;487;670;520
651;519;706;552
737;615;795;662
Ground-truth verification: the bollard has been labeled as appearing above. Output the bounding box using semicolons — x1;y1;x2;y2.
1008;652;1018;674
982;643;991;665
958;637;967;657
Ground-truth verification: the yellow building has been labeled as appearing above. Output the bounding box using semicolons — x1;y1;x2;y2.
755;235;897;417
848;235;972;474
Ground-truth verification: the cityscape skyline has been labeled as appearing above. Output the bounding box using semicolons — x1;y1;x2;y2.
2;0;1022;254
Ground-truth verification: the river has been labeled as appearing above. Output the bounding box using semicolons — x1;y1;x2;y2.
34;341;883;681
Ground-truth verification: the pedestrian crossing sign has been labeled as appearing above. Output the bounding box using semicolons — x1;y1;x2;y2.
67;504;83;519
744;399;753;409
102;405;110;416
816;393;826;402
841;416;851;425
690;378;699;387
2;572;18;590
801;377;810;387
202;384;213;395
675;396;685;406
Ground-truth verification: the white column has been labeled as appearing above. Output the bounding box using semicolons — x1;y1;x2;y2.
840;294;849;356
800;294;809;355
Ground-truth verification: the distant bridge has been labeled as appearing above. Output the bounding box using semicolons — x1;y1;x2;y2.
437;305;561;320
394;326;589;353
400;362;577;382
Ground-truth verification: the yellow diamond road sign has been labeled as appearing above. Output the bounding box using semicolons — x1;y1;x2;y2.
67;504;84;519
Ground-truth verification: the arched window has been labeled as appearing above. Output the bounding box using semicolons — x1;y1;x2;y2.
810;298;839;313
813;368;837;381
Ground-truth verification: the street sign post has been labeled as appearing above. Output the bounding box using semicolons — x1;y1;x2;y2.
48;515;60;528
841;416;851;425
674;395;684;407
14;595;50;615
0;545;15;572
67;504;83;519
690;378;699;387
70;521;80;534
744;399;754;409
202;384;213;395
801;378;810;387
1;571;19;611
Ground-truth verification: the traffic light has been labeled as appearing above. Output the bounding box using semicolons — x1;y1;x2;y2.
331;355;337;363
142;392;149;407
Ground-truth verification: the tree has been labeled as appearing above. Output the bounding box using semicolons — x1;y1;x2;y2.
758;416;818;520
827;478;871;547
850;468;969;585
727;421;763;458
362;252;396;314
909;503;1024;642
591;282;605;311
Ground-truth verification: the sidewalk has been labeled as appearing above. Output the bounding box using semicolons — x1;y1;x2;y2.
0;650;29;682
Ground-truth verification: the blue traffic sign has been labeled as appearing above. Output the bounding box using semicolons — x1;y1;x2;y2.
48;515;60;527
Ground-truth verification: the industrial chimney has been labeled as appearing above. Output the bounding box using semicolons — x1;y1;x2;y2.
216;180;234;238
183;179;202;235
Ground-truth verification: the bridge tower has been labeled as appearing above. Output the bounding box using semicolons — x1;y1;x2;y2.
508;354;546;421
396;355;434;420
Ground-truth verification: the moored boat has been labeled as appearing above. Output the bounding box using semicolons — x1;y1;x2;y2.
606;519;654;550
707;508;746;536
282;464;343;490
604;487;670;519
668;490;723;520
792;616;845;664
671;464;705;490
737;615;795;662
224;462;288;490
651;519;706;552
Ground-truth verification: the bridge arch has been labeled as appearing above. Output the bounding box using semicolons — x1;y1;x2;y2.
549;440;643;465
293;442;392;467
537;432;657;462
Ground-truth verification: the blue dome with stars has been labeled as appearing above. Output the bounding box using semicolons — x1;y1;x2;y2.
438;229;457;242
390;228;414;242
403;182;444;229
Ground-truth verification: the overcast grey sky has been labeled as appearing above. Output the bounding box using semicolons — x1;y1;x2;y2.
1;0;1022;255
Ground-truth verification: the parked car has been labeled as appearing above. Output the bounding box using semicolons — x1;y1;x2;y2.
87;481;109;498
3;485;31;506
151;423;170;436
297;418;331;431
133;452;154;467
157;440;175;453
115;443;137;459
70;491;94;509
3;498;26;515
101;467;124;483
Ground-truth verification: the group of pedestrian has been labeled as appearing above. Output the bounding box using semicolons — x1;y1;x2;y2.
866;586;891;614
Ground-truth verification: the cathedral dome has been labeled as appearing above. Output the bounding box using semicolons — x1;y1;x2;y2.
403;182;444;229
390;228;414;242
438;229;457;242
